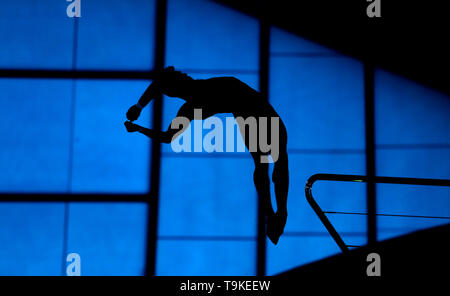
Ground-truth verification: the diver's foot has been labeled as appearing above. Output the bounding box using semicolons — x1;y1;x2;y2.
267;211;287;245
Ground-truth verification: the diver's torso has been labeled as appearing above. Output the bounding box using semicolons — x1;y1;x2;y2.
189;77;265;113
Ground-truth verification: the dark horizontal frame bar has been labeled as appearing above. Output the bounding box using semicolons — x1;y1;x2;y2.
0;69;158;80
376;143;450;149
161;144;450;157
161;151;251;159
288;148;364;154
0;193;150;202
0;68;259;80
158;235;256;241
305;173;450;253
270;52;344;58
161;148;365;159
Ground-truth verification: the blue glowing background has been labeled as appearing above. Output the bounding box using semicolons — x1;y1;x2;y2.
0;0;449;275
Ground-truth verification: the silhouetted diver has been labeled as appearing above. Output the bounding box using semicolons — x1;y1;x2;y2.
125;66;288;244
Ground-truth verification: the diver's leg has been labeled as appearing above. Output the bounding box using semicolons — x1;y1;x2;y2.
267;122;289;244
235;113;274;216
251;153;274;218
124;121;174;143
235;112;284;244
266;152;289;245
272;151;289;216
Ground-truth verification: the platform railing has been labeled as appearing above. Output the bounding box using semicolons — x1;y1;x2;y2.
305;173;450;252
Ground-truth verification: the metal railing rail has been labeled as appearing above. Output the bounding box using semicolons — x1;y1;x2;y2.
305;173;450;252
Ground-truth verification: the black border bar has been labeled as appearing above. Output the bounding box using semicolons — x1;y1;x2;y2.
0;193;150;202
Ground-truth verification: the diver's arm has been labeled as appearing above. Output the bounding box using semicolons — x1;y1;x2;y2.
126;80;162;121
124;121;174;143
124;102;194;143
137;80;162;108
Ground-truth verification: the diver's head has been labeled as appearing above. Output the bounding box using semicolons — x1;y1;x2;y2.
162;66;192;80
158;66;194;98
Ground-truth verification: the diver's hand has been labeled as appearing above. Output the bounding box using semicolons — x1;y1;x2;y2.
126;104;142;121
124;121;142;133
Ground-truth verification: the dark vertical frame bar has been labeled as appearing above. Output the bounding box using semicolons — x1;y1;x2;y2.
257;11;270;277
61;17;80;276
145;0;167;276
364;62;377;245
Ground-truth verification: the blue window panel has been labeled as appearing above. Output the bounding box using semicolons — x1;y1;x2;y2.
375;69;450;145
375;70;450;241
270;27;339;55
67;202;148;275
71;80;151;193
269;57;365;150
377;216;449;242
161;73;259;154
0;0;74;69
159;157;257;237
377;184;450;241
0;79;72;192
376;149;450;180
77;0;156;70
156;240;255;275
0;203;64;275
166;0;259;70
268;31;366;274
376;149;450;241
